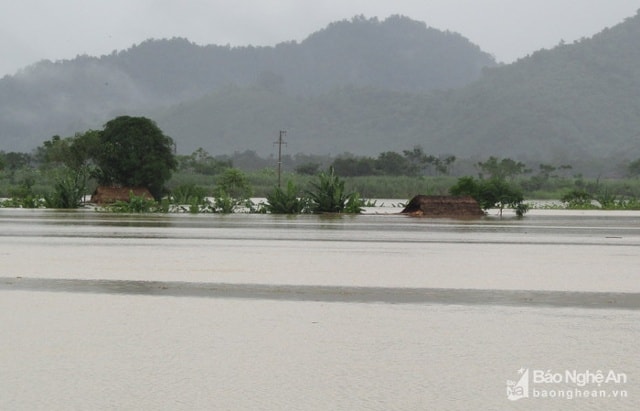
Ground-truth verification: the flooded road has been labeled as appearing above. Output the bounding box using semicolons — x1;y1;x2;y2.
1;208;639;410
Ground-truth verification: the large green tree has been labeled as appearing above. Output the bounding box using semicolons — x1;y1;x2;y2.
95;116;177;199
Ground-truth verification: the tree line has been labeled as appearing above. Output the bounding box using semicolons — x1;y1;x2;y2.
2;115;640;213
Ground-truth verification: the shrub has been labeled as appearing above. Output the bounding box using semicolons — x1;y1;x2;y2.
216;168;252;200
212;191;236;213
450;176;527;216
561;189;594;209
209;168;254;213
344;192;365;214
265;181;309;214
2;176;44;208
106;192;161;213
170;183;207;205
307;167;347;213
44;166;89;209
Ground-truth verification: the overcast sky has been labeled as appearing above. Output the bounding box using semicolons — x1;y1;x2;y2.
1;0;638;77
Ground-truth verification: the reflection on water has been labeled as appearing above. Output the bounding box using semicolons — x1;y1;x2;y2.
1;208;639;410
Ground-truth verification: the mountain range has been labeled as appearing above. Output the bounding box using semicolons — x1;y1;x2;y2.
1;12;639;164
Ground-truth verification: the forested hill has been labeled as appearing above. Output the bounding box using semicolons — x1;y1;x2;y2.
429;10;640;161
0;15;496;152
157;10;640;161
3;11;639;162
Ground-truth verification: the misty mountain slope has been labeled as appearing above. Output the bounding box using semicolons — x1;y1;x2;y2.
156;85;433;155
291;15;495;93
156;10;640;161
428;11;640;160
3;11;639;161
0;15;496;152
0;57;149;150
110;15;496;97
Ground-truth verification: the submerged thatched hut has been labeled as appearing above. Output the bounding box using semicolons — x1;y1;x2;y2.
90;186;153;205
401;195;485;217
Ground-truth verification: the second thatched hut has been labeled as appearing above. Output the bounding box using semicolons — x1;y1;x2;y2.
400;195;485;217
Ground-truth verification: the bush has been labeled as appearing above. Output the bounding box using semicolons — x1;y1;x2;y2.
44;166;89;209
212;191;236;213
216;168;252;200
450;176;527;216
1;176;44;208
265;181;309;214
106;192;162;213
344;192;365;214
170;183;207;204
561;189;594;209
206;168;255;213
1;196;43;208
307;167;363;214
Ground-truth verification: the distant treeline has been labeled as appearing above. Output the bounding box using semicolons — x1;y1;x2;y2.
3;144;639;181
3;143;640;204
175;147;640;180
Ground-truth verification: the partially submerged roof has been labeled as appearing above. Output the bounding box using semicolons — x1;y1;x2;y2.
401;195;485;217
90;186;153;205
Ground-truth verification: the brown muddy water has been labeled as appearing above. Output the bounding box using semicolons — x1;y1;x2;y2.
1;207;639;410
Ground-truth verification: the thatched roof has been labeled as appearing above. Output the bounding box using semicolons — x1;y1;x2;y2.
90;186;153;204
401;195;485;217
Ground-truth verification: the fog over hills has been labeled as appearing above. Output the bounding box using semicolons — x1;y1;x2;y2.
0;16;494;153
430;10;640;162
1;12;640;163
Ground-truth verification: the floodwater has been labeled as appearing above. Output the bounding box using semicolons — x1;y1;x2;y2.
1;207;639;410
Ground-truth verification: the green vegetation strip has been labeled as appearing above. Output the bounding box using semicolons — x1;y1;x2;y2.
2;277;639;310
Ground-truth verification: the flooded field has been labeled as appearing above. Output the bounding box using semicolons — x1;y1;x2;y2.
1;207;639;410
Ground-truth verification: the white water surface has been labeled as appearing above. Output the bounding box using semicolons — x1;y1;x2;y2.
1;208;639;410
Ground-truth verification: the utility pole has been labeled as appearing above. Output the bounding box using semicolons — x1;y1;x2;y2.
274;130;287;187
